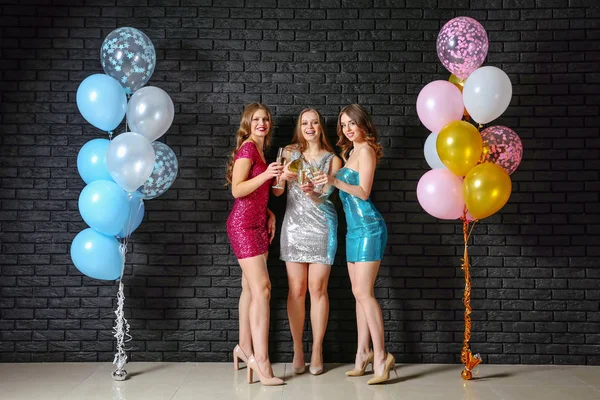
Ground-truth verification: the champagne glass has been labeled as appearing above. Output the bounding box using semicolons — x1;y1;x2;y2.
306;158;324;194
272;147;285;189
297;168;306;185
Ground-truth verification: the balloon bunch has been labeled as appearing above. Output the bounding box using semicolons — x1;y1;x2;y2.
417;17;522;221
71;26;178;280
70;27;179;381
415;17;523;380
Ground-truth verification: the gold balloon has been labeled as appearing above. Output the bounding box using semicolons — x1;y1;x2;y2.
449;74;470;119
463;163;512;220
436;121;483;177
449;74;465;92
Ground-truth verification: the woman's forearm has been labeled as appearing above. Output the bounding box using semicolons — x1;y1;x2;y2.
232;174;269;198
333;178;369;201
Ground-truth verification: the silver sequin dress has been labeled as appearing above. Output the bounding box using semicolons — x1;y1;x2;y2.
280;149;338;265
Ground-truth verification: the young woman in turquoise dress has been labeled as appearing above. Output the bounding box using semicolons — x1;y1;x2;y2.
314;104;396;385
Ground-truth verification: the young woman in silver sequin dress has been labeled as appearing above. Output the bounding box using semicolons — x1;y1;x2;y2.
273;108;342;375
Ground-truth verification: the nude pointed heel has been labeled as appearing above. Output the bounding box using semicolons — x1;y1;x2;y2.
292;352;306;374
293;365;306;374
247;355;284;386
345;349;374;377
309;365;324;375
233;344;249;371
367;353;397;385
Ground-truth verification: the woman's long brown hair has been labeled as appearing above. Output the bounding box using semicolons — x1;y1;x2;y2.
289;108;335;154
225;103;273;185
336;104;383;163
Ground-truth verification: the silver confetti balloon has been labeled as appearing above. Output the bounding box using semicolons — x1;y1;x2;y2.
101;27;156;95
137;142;178;200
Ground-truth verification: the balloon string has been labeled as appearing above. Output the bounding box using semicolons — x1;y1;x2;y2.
113;244;132;376
461;217;472;366
108;131;113;141
112;192;138;377
125;93;131;133
123;193;141;248
123;202;143;249
460;213;481;378
467;219;477;242
123;194;134;247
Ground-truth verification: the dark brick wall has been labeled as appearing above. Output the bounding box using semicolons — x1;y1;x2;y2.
1;0;599;364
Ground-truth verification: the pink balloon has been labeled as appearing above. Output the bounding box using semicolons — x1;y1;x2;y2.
437;16;489;80
416;81;464;133
480;126;523;175
417;169;465;220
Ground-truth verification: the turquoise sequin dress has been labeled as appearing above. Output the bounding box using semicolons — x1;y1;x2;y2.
336;167;387;262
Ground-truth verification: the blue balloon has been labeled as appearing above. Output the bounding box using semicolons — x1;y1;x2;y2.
76;74;127;132
117;195;145;239
77;138;113;184
70;228;123;280
78;180;129;236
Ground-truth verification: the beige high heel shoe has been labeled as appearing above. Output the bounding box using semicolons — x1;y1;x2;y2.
367;353;398;385
233;344;249;371
247;355;284;386
309;365;324;375
292;351;306;374
309;350;324;375
345;349;374;377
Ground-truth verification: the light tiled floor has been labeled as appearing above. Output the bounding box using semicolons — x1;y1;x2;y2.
1;362;599;400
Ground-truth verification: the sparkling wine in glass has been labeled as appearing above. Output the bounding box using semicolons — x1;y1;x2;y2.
297;168;306;185
306;158;323;194
272;147;285;189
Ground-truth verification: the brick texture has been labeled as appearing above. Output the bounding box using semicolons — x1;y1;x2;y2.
1;1;599;364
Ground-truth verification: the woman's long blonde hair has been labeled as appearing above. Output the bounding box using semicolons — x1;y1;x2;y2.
225;103;273;185
336;104;383;163
289;108;335;154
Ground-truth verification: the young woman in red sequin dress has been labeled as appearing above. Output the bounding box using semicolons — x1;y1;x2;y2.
226;103;284;386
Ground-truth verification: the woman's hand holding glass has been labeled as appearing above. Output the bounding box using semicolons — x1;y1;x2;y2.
311;169;333;193
272;147;286;189
305;159;324;194
264;162;283;183
299;180;315;194
279;161;298;182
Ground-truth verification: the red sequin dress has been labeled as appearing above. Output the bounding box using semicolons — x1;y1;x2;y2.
227;141;270;259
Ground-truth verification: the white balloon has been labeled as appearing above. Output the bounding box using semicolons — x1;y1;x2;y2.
424;132;447;170
463;66;512;124
127;86;174;142
106;132;155;193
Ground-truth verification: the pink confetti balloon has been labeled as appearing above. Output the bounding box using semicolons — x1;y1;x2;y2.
480;126;523;175
437;17;489;80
